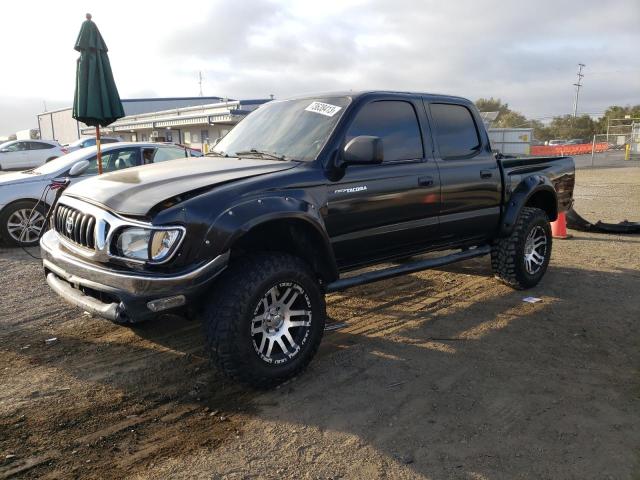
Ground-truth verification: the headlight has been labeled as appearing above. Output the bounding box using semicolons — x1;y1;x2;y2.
150;229;181;261
114;227;183;263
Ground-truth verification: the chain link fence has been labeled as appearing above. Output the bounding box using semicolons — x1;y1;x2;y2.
529;131;639;169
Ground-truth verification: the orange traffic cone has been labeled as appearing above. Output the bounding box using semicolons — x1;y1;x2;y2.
551;212;572;239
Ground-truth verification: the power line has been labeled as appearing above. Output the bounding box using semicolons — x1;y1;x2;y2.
572;63;585;118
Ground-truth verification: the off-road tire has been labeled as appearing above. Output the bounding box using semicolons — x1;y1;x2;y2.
491;206;552;289
0;200;48;248
204;253;326;389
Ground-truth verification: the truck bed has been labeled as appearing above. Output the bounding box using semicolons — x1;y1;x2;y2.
499;155;575;212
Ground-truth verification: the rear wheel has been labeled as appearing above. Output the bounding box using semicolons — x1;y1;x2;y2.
0;200;47;247
491;207;552;289
204;253;326;389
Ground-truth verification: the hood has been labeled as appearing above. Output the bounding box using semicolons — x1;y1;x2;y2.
64;157;297;216
0;171;44;186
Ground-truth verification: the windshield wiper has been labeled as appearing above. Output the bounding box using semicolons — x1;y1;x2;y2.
205;150;228;157
235;149;287;161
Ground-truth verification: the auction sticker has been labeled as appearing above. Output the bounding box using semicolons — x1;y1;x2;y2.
305;101;342;117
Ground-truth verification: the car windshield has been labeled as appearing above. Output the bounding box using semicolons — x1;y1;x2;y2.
0;140;16;149
212;96;351;162
29;147;99;175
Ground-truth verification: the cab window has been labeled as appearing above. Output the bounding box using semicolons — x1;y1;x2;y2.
345;100;423;162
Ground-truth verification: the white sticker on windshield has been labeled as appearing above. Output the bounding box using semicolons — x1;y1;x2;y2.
305;101;342;117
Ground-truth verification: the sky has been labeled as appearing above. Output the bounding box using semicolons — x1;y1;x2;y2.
0;0;638;135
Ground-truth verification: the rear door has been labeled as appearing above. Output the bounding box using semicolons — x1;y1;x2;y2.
325;99;441;267
28;141;58;166
426;101;501;242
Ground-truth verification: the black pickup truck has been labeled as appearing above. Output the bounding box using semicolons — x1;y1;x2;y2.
40;91;575;388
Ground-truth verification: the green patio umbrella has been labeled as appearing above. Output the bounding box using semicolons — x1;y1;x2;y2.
72;13;124;174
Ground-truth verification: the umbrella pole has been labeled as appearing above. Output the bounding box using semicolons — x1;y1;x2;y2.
96;126;103;174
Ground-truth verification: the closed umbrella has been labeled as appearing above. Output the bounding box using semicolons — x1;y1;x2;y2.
72;13;124;174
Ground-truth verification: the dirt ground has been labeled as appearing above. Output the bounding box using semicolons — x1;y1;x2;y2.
1;166;639;480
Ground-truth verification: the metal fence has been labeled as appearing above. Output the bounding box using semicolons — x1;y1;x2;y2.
529;132;639;169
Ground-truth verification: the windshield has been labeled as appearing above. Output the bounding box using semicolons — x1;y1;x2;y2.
213;96;351;161
0;140;16;150
30;147;99;175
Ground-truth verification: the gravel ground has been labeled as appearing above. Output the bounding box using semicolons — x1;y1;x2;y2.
1;166;639;479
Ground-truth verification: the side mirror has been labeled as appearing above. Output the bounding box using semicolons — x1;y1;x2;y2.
68;160;90;177
340;136;383;167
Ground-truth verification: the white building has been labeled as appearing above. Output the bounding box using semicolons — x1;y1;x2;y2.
37;96;270;150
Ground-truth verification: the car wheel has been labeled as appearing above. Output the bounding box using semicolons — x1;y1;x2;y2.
491;207;552;290
204;253;326;389
0;200;48;247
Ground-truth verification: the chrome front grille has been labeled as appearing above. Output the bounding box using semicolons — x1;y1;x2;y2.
54;205;97;249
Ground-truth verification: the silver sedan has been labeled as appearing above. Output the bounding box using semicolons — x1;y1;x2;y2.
0;142;198;247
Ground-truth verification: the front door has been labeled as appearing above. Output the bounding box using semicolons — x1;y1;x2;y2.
324;99;441;268
0;141;29;169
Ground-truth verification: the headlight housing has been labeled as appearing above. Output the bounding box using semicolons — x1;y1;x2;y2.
114;227;183;263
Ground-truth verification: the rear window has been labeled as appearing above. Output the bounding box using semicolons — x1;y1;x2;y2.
430;103;480;159
152;147;188;163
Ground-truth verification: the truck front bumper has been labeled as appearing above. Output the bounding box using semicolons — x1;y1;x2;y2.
40;229;229;323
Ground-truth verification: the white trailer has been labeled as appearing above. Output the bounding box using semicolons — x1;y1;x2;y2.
488;128;533;156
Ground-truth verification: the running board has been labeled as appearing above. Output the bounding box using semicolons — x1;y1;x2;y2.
325;245;492;293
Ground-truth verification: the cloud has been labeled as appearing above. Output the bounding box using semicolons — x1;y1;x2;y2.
163;0;640;117
1;0;638;135
0;98;67;137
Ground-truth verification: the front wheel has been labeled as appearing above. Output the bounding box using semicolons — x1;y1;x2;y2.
491;207;552;289
204;253;326;389
0;200;48;247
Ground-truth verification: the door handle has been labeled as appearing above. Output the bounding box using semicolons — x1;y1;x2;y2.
480;170;493;179
418;176;434;187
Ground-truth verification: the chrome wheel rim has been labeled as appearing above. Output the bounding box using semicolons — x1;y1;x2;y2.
524;225;547;275
7;208;45;244
251;281;312;364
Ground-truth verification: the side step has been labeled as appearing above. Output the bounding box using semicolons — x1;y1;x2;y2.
325;245;492;293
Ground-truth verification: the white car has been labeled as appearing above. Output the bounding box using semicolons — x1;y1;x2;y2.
64;136;123;153
0;142;198;247
0;140;67;170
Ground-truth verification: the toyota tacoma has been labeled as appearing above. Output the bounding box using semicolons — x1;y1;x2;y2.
40;91;575;388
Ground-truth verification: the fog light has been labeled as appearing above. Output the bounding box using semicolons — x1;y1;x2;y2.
147;295;186;312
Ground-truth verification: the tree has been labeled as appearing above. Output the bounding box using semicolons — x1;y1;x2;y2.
475;98;528;128
595;105;640;134
475;97;510;116
545;115;597;141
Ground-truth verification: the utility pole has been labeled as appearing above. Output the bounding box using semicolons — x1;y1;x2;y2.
198;71;204;97
572;63;585;118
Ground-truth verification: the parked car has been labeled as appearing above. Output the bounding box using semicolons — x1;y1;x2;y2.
0;140;67;170
547;139;567;146
41;91;575;388
64;136;123;152
0;142;196;247
566;138;586;145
